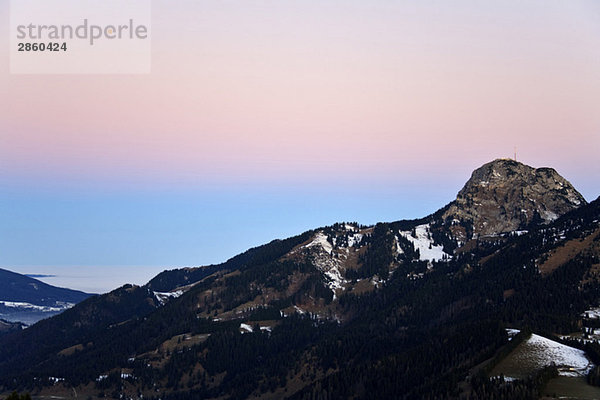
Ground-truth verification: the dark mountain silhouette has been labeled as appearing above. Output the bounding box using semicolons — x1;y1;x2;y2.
0;268;92;325
0;160;597;400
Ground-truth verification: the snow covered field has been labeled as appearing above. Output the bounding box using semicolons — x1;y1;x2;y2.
525;334;593;377
492;333;594;379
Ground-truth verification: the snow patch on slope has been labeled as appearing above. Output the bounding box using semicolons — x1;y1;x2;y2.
583;308;600;319
506;328;520;340
324;266;344;292
240;323;253;333
347;233;363;248
153;290;184;306
394;236;404;255
511;334;593;377
301;231;350;298
399;224;450;262
304;232;333;254
0;300;74;312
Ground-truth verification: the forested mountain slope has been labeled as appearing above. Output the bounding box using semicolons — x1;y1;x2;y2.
0;160;597;400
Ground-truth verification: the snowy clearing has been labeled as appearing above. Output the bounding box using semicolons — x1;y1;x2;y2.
506;334;593;378
399;224;451;262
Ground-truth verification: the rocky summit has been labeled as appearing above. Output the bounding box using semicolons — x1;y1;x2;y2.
440;159;586;241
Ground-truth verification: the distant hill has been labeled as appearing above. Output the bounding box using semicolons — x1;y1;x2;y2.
0;319;24;336
0;268;93;325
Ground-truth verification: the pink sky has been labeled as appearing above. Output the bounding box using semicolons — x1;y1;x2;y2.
1;1;599;196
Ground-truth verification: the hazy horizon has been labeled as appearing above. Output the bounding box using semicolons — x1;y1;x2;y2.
4;264;169;294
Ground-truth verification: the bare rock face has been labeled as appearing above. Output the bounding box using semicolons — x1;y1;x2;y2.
441;159;586;240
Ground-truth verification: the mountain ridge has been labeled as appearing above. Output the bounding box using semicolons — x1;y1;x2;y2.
0;268;93;325
0;160;597;399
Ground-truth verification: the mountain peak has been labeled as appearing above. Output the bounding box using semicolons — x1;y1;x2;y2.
441;159;586;240
467;158;531;183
